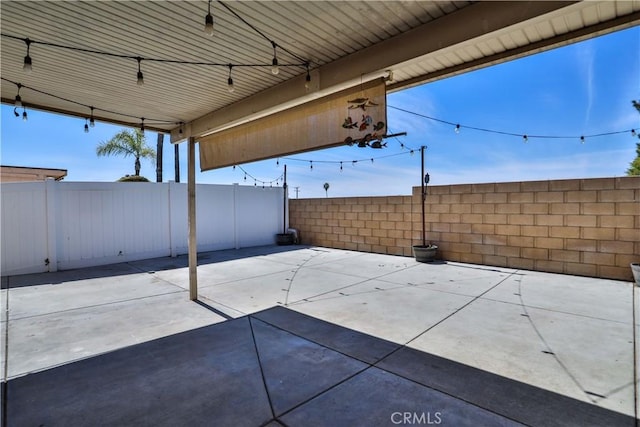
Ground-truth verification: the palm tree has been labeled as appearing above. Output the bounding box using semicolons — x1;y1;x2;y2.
96;129;156;177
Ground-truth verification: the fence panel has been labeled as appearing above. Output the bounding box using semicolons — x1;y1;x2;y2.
236;186;285;247
1;181;284;275
0;182;49;275
55;182;171;270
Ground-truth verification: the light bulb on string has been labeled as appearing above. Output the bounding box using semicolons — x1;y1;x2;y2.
310;160;313;170
84;118;89;133
410;150;414;156
23;38;32;73
276;158;279;166
14;83;23;108
89;107;95;127
140;118;145;134
204;0;214;36
455;124;460;134
244;173;247;181
632;129;636;137
370;158;374;163
305;63;311;90
352;160;357;166
340;162;343;172
580;136;585;144
232;165;236;170
227;64;235;93
523;135;528;143
136;57;144;86
22;107;28;122
271;41;279;75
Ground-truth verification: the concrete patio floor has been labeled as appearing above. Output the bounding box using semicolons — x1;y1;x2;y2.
1;245;638;426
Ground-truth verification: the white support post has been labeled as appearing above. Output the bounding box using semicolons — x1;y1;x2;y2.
188;137;198;300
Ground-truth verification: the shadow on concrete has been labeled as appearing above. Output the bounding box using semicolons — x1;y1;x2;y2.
5;306;635;427
1;245;312;289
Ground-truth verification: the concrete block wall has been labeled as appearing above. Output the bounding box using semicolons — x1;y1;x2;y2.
289;177;640;281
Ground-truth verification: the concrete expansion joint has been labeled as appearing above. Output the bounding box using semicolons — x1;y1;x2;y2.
288;262;426;306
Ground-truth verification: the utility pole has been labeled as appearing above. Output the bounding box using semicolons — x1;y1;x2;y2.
294;187;300;199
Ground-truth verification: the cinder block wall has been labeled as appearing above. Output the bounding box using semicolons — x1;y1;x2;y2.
289;177;640;281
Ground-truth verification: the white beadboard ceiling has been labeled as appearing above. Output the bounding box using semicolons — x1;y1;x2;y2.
1;1;638;138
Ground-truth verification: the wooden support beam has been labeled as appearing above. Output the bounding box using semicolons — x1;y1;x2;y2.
188;137;197;301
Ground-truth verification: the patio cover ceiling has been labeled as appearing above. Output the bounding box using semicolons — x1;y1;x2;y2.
1;1;639;145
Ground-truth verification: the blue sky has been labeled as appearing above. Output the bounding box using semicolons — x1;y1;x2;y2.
2;26;639;198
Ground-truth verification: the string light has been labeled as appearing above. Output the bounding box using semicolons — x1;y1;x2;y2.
523;135;528;143
276;158;280;166
4;27;631;148
3;78;182;132
232;165;236;170
84;118;89;133
89;106;95;127
14;83;23;107
271;41;279;75
204;0;214;36
3;34;308;74
455;124;460;134
23;38;32;73
3;30;310;96
227;64;235;93
340;162;343;172
235;164;283;187
22;107;28;121
309;160;313;170
389;105;634;143
136;57;144;86
305;63;311;90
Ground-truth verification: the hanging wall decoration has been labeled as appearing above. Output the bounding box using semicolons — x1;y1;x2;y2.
199;78;387;170
341;92;387;149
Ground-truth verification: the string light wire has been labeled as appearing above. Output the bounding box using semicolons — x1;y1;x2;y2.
388;105;633;141
1;33;307;71
235;164;283;186
2;77;181;128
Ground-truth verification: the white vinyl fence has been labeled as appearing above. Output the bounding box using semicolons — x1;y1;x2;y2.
1;180;286;276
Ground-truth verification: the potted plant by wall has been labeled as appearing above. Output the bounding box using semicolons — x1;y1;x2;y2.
412;146;438;262
631;263;640;286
